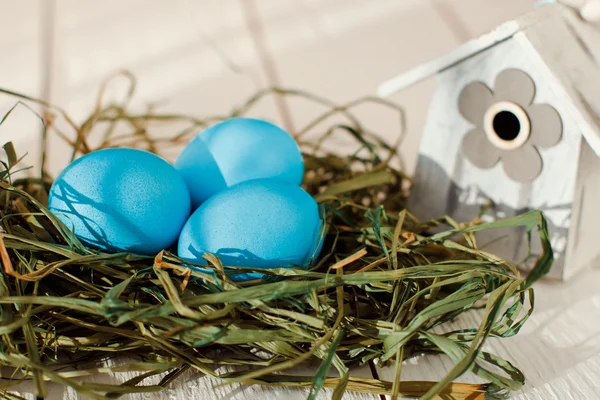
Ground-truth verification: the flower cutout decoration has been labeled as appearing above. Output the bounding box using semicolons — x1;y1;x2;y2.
458;68;563;182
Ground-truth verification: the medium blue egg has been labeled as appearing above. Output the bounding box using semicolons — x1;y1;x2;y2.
175;118;304;209
48;148;191;255
178;179;324;281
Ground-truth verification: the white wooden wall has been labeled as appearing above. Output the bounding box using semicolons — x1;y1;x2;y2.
0;0;531;176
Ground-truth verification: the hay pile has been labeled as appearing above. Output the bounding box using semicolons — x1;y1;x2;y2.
0;76;551;399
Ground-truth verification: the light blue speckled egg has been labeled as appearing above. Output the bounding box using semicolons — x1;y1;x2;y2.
178;179;324;281
175;118;304;209
48;148;191;255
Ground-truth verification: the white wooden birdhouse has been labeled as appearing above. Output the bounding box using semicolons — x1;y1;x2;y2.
377;3;600;280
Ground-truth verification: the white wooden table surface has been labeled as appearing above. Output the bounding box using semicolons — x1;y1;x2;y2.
2;1;600;399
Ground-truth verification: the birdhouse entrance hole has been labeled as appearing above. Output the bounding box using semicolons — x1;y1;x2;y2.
493;111;520;141
483;101;531;151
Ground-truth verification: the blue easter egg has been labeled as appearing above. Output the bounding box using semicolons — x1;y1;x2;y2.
175;118;304;209
48;148;191;255
178;179;324;281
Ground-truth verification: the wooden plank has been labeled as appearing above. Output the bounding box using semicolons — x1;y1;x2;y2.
516;5;600;157
376;20;520;97
0;0;46;177
375;3;567;98
565;140;600;280
5;362;378;399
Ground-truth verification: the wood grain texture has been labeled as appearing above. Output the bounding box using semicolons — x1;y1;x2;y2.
375;3;562;98
516;4;600;165
0;1;46;178
406;3;600;280
407;35;583;279
515;5;600;278
564;140;600;280
376;20;519;97
6;363;378;399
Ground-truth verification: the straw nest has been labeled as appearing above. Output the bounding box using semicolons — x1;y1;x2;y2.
0;74;551;400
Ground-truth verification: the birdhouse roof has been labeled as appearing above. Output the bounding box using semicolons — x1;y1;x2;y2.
377;3;600;158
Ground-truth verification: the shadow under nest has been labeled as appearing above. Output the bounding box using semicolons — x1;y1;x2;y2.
0;73;552;400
